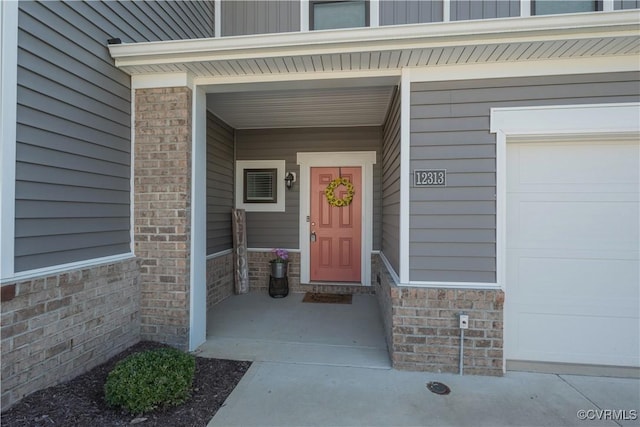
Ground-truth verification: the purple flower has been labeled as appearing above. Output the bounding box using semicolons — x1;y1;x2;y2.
271;248;289;263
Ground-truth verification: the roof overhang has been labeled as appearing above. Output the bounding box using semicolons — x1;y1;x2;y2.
108;10;640;80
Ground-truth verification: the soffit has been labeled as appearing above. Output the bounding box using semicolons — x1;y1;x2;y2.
207;86;396;128
112;11;639;129
109;11;640;79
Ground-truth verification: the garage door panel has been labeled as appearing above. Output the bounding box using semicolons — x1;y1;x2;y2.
508;141;639;188
514;201;637;249
515;257;639;302
506;137;640;369
514;312;640;367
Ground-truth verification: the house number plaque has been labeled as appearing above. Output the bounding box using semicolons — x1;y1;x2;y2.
414;169;446;187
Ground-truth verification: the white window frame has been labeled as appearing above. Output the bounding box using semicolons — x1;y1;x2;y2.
235;160;286;212
302;0;378;32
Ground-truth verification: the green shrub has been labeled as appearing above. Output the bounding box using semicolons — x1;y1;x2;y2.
104;347;196;414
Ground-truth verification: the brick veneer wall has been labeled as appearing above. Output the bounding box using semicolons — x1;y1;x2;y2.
247;251;375;295
373;254;504;375
206;252;234;308
134;87;192;349
0;259;140;408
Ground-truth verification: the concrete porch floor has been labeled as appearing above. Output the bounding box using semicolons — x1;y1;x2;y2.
197;292;640;427
197;292;391;369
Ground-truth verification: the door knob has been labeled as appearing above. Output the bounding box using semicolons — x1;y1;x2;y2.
310;231;316;242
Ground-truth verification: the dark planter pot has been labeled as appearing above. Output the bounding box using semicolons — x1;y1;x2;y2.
271;262;288;278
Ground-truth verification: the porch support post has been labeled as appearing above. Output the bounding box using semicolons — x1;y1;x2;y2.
134;86;193;349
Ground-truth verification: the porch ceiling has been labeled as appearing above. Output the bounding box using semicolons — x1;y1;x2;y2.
206;85;396;128
109;11;640;79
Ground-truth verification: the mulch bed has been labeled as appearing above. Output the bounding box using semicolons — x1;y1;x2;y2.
1;341;251;427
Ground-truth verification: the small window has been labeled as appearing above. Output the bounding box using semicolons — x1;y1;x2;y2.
244;169;277;203
311;1;369;31
532;1;600;15
235;160;286;212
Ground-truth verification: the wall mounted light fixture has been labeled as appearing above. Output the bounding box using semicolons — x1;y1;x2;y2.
284;172;296;190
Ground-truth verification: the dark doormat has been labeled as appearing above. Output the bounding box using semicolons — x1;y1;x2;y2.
302;292;352;304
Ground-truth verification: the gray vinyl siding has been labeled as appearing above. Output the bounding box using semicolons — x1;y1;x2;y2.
207;112;235;255
221;0;300;36
615;0;640;9
379;1;443;25
15;1;214;272
236;127;383;250
381;88;401;275
450;0;520;20
410;71;640;283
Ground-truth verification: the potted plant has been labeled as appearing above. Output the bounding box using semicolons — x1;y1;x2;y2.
270;248;288;278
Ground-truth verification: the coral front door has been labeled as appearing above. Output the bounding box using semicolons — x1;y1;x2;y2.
310;167;362;282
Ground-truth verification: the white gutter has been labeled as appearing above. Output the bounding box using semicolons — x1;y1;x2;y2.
109;10;640;68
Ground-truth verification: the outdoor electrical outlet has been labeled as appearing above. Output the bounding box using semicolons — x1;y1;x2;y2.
459;314;469;329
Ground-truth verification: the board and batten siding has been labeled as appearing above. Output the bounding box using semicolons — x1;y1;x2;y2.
206;112;235;255
409;71;640;283
381;88;401;274
615;0;640;9
15;1;214;272
379;1;443;25
221;0;300;36
235;127;383;250
450;0;520;20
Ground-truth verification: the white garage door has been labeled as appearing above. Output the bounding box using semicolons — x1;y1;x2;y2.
505;136;639;369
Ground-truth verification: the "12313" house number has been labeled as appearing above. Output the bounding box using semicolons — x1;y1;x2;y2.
414;169;446;187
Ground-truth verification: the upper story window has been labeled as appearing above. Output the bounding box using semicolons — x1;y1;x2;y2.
311;1;369;30
532;1;601;15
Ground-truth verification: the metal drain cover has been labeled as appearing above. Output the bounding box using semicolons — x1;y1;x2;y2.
426;381;451;395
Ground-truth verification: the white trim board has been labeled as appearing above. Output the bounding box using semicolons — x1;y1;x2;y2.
214;0;222;38
297;151;376;286
405;55;638;84
206;248;233;261
0;1;18;280
491;102;640;292
235;160;286;212
109;10;640;67
132;73;194;90
490;102;640;373
189;86;207;351
1;253;136;284
399;69;411;285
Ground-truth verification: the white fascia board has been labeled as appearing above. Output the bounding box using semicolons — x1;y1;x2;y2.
132;72;194;89
108;10;640;67
196;69;401;89
0;1;18;280
408;55;639;85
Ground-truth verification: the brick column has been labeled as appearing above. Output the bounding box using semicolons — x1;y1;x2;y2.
134;87;192;349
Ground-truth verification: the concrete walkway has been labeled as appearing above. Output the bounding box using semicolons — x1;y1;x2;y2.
209;363;639;427
202;294;639;426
